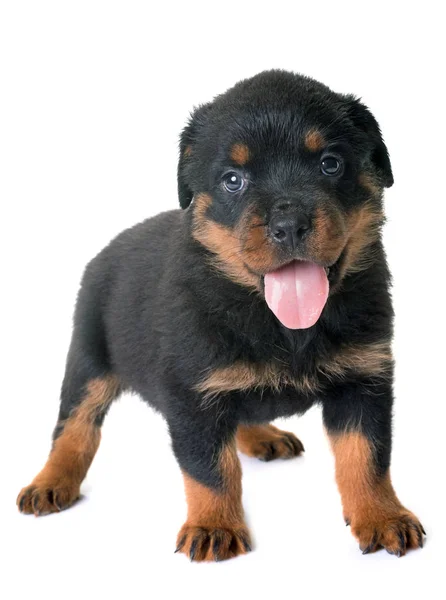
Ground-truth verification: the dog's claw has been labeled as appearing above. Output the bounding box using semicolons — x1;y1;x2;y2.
32;494;40;516
239;534;252;552
175;535;186;554
412;524;423;548
19;494;26;513
398;530;406;554
189;538;198;561
212;536;222;561
361;531;378;555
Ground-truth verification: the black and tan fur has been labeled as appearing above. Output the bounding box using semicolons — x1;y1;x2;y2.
17;70;424;561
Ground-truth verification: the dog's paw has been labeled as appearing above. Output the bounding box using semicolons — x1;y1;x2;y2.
351;511;426;557
175;524;252;562
237;424;304;461
17;479;80;516
255;431;304;461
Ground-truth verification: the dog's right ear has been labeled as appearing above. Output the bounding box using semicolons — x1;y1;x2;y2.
178;103;213;209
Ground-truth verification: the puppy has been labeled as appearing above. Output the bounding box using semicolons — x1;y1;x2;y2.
17;70;425;561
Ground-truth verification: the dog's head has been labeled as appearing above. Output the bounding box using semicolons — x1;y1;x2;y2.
178;70;393;329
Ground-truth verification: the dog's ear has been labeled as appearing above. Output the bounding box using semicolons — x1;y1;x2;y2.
345;96;394;188
178;103;213;209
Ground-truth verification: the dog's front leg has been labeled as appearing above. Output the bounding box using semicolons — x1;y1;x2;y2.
323;380;425;556
168;394;251;562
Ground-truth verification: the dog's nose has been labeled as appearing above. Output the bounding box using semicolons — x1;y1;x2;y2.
269;213;311;248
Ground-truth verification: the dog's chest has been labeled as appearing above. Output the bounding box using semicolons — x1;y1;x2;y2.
196;337;392;404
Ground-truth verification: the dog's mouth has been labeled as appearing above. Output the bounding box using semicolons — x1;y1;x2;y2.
262;255;342;330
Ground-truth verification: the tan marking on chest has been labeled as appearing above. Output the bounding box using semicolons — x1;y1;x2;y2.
195;342;392;400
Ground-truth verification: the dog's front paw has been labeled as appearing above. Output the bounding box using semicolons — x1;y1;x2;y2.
351;511;426;557
17;478;80;516
175;524;252;562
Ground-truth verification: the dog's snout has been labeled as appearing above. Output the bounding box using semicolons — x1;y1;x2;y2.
269;213;311;248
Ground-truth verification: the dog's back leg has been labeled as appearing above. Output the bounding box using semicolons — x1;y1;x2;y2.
17;267;121;515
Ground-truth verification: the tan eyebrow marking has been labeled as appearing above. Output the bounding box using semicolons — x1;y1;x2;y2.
230;143;250;165
304;129;326;152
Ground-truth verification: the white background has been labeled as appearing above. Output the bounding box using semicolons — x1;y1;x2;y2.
1;2;445;598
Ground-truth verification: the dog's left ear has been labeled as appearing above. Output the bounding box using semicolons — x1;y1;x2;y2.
345;97;394;188
178;102;213;209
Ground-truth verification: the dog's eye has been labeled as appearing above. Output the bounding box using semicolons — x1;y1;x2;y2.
321;156;342;176
223;172;245;193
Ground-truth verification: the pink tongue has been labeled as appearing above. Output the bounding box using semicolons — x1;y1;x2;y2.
264;261;329;329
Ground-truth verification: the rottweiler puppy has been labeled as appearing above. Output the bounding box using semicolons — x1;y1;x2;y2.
17;70;425;561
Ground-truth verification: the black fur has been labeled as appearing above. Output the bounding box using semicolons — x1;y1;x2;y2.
64;71;394;483
21;70;415;553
